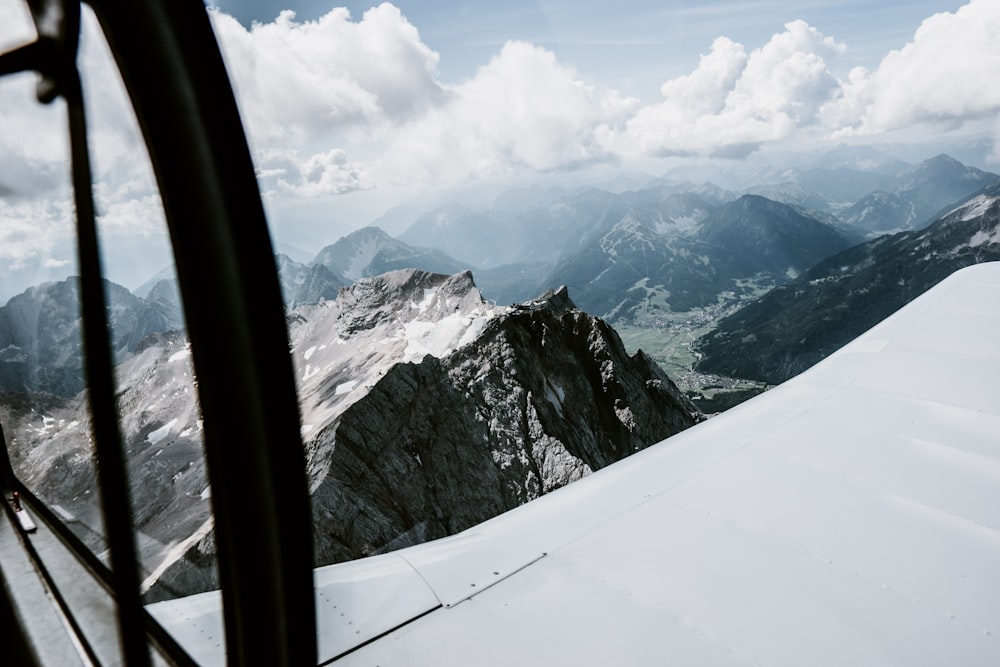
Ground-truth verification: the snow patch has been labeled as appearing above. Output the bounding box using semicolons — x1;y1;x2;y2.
401;313;492;362
969;227;1000;248
140;518;215;594
147;418;178;445
416;287;439;312
959;195;996;222
335;381;357;396
545;381;566;416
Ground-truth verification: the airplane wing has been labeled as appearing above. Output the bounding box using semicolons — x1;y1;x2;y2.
149;261;1000;666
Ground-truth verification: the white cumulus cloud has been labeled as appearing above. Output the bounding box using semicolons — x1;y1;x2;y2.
379;40;638;187
822;0;1000;146
209;3;447;196
623;20;844;158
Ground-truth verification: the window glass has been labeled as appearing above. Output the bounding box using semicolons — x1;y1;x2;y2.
0;4;219;663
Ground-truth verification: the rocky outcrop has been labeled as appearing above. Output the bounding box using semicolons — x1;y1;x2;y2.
0;277;184;396
302;275;701;565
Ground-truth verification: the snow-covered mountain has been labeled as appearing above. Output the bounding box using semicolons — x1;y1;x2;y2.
695;177;1000;383
290;270;700;568
312;226;468;283
3;269;701;601
0;329;211;588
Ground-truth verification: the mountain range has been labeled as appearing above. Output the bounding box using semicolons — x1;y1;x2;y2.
694;178;1000;384
0;269;701;601
370;153;993;324
838;154;997;236
0;277;183;396
542;193;859;319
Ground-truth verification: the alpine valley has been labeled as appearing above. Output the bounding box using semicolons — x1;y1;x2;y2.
694;178;1000;384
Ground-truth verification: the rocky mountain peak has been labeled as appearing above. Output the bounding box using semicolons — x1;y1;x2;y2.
334;268;485;336
516;284;575;316
299;274;702;565
130;270;701;595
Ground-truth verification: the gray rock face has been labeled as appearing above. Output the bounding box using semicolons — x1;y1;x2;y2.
299;273;701;565
0;277;184;396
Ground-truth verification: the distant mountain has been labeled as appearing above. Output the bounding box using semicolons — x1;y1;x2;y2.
394;179;866;319
840;154;998;236
0;277;183;396
396;202;504;269
547;194;858;320
742;181;833;211
544;199;720;317
399;187;630;271
136;230;470;311
699;195;858;277
694;178;1000;384
811;144;910;174
312;226;469;283
275;253;345;308
5;269;700;601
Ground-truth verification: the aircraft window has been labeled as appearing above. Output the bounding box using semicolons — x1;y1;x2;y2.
1;3;218;665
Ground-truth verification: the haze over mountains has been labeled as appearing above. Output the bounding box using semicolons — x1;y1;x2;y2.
344;151;994;324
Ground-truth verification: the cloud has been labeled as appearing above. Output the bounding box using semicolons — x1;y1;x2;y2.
378;40;638;186
211;4;444;143
273;147;372;196
211;9;635;192
209;3;450;197
94;181;166;236
822;0;1000;141
4;0;1000;275
622;20;844;158
0;197;73;271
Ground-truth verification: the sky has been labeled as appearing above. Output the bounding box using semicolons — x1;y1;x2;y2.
1;0;999;300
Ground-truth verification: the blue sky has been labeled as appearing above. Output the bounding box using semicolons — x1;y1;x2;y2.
209;0;969;100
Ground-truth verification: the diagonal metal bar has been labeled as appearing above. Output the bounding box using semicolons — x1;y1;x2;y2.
65;63;153;667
